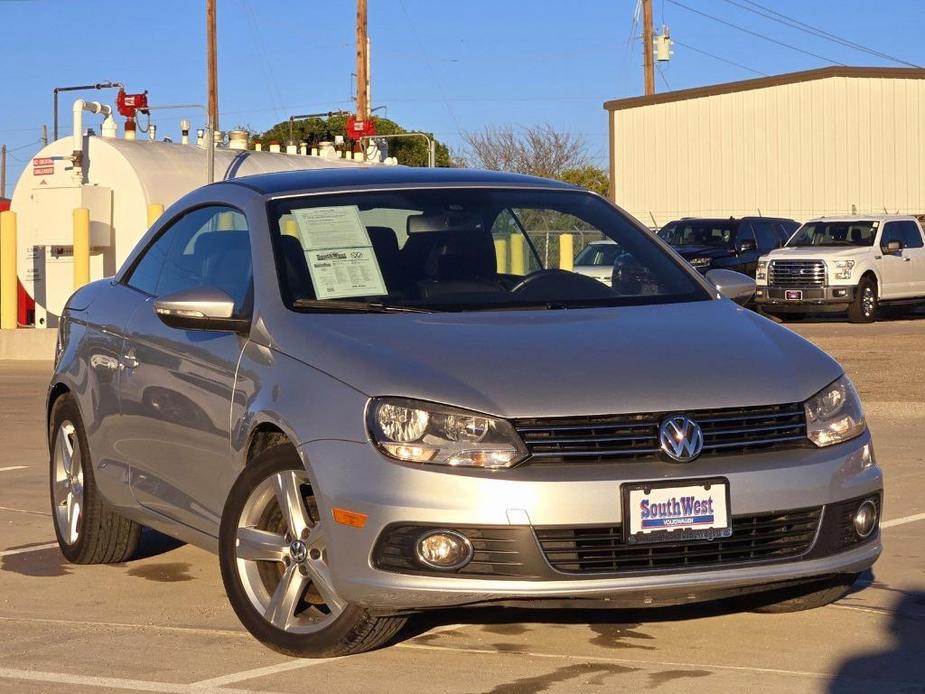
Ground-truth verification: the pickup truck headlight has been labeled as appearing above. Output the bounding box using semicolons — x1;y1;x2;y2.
804;376;866;447
689;256;711;269
756;261;768;281
833;260;855;280
368;397;528;468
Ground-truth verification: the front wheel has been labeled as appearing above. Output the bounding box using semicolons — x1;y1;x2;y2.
847;278;878;323
219;445;405;657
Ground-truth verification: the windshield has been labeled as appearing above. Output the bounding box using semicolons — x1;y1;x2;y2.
268;188;708;312
574;243;621;266
658;221;737;248
787;221;877;247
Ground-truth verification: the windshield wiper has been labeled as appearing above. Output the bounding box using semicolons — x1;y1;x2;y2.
292;299;432;313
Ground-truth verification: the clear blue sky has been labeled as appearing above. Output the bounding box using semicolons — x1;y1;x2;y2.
1;0;922;187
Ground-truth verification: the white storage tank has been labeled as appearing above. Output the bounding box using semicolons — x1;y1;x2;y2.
10;113;368;327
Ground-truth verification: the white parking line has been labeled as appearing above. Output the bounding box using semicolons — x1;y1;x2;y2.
190;659;337;687
0;542;59;558
398;642;832;680
0;504;51;517
881;512;925;529
0;667;255;693
0;614;249;639
0;466;28;473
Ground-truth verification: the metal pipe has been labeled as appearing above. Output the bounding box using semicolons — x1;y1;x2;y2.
72;100;113;182
358;132;436;166
53;81;123;141
287;111;352;145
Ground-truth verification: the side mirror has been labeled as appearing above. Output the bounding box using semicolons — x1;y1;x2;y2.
706;269;756;306
154;287;249;333
736;239;757;253
882;240;903;254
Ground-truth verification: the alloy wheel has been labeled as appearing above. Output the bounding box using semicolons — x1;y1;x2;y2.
234;470;345;633
52;421;83;545
862;286;876;317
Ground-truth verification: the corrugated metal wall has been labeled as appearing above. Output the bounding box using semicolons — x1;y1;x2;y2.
610;75;925;226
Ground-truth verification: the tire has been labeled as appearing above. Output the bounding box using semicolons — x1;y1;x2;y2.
847;277;878;323
49;394;141;564
219;444;406;657
746;573;859;613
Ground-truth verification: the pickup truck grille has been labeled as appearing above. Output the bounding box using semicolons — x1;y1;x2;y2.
768;260;826;287
513;403;807;464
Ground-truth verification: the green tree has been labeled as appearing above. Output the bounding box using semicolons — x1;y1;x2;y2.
257;114;451;167
560;165;610;197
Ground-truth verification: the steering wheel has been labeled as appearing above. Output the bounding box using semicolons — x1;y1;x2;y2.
510;269;614;301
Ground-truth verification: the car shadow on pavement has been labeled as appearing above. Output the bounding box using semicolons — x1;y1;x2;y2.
828;590;925;693
131;527;186;560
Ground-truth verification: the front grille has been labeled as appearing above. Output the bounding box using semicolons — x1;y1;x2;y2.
513;403;807;463
535;507;821;575
769;260;826;287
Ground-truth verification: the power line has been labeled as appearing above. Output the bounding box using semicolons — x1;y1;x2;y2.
665;0;844;66
673;39;769;76
656;63;672;90
730;0;921;68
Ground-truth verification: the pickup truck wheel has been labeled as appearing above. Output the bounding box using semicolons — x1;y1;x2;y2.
219;445;406;657
848;278;878;323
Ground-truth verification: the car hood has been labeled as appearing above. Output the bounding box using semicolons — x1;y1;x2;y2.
271;300;841;418
672;245;731;259
763;246;872;261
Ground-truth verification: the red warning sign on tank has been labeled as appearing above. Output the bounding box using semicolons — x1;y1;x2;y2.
33;158;55;176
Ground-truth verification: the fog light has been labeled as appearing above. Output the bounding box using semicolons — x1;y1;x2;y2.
834;288;847;297
853;500;878;538
415;530;473;570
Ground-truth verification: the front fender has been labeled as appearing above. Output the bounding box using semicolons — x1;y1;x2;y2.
231;341;371;472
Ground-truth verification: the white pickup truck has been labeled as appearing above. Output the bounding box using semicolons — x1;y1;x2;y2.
754;215;925;323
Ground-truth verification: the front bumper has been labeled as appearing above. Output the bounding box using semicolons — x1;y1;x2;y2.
300;432;881;612
755;285;856;311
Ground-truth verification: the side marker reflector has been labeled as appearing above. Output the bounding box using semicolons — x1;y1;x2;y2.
332;507;368;528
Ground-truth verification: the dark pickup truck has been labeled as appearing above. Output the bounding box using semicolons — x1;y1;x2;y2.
658;216;800;278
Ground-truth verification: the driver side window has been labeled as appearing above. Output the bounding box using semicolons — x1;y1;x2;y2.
126;206;252;312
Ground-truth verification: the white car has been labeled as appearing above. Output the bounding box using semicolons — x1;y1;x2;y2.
755;215;925;322
572;239;619;285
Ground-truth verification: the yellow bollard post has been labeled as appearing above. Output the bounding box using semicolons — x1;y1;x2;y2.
494;238;509;273
0;210;16;329
282;217;300;238
147;203;165;228
510;234;525;276
73;208;91;290
218;210;236;231
559;233;574;271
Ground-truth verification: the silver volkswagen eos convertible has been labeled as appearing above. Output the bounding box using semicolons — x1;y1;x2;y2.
48;168;882;657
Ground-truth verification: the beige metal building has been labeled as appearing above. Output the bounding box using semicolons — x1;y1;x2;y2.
605;67;925;226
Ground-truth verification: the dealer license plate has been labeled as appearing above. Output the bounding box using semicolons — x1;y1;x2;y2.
623;479;731;545
785;289;803;300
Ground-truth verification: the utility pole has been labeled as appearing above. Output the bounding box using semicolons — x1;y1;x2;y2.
207;0;219;133
356;0;370;119
642;0;655;95
41;125;48;147
0;145;6;199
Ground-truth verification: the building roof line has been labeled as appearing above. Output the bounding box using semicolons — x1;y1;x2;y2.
604;66;925;112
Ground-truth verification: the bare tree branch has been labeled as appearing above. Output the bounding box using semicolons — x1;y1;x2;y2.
461;124;591;179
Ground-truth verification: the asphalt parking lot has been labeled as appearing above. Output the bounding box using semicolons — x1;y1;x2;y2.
1;314;923;693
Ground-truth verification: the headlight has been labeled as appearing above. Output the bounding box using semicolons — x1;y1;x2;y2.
833;260;855;280
804;376;866;447
689;256;711;269
368;397;528;468
756;261;768;281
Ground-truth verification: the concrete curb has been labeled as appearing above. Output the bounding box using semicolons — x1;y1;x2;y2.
0;329;57;361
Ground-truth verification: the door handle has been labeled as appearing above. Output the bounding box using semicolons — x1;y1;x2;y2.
904;257;912;262
122;351;139;370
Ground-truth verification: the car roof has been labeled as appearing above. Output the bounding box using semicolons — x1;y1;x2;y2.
664;216;794;225
803;215;919;223
219;166;581;196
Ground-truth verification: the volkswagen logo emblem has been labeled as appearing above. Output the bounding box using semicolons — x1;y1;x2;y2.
659;415;704;462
